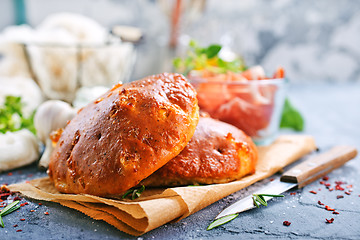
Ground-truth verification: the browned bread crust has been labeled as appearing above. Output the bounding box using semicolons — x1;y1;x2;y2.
141;117;258;187
48;73;199;196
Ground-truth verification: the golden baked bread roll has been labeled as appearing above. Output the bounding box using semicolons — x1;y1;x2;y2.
142;117;258;187
48;73;199;196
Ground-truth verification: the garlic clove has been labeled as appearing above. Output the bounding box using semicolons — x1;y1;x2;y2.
34;100;76;168
0;129;40;171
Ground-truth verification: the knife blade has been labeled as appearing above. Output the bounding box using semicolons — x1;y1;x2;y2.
209;145;357;229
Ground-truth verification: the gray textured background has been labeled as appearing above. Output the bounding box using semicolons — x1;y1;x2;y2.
1;0;360;83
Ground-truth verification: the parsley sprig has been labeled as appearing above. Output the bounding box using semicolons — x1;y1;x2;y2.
173;40;246;75
0;200;20;228
0;96;36;134
207;194;284;230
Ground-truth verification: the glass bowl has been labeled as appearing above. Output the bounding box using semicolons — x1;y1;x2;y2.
189;75;287;145
22;41;136;103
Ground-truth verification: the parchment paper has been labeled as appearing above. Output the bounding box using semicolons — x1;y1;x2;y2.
9;135;316;236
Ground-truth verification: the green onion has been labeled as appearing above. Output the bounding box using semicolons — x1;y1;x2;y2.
252;193;284;208
207;213;239;230
0;200;20;228
0;200;20;216
0;215;4;228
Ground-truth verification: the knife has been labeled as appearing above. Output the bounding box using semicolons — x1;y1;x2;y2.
207;145;358;230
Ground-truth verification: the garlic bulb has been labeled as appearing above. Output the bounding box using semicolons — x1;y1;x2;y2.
0;129;39;171
34;100;76;168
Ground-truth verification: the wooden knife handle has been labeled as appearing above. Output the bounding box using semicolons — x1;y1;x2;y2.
280;146;357;188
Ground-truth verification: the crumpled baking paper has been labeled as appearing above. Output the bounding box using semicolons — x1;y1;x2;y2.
9;135;316;236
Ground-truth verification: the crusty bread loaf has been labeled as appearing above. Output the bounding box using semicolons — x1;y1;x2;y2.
48;73;199;196
141;117;258;187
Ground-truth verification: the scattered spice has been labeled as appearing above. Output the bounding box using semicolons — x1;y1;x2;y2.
319;181;324;185
269;178;275;182
30;210;35;212
325;218;334;224
7;172;13;176
333;211;339;215
0;193;11;200
346;185;353;188
318;201;324;206
16;229;22;232
13;196;21;201
345;192;351;195
322;176;329;181
309;191;317;194
325;183;331;187
283;221;291;226
335;181;346;185
38;203;43;206
328;188;334;192
13;224;18;227
337;195;344;199
325;206;335;211
20;203;26;207
44;212;49;215
290;192;296;196
335;185;344;191
20;218;25;221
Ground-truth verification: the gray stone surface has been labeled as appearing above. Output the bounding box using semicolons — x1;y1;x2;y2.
0;83;359;239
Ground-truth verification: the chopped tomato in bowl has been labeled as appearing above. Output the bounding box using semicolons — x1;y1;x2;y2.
188;66;286;144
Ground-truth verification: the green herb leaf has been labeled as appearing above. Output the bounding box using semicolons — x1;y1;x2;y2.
207;213;239;230
122;185;145;200
204;44;222;58
252;193;284;208
0;215;4;228
207;193;285;230
256;194;285;198
0;200;20;217
121;189;133;199
189;39;198;48
0;205;20;217
172;57;183;70
255;195;267;206
280;98;304;131
173;40;246;75
4;96;22;116
0;200;20;228
0;96;36;134
252;196;260;208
